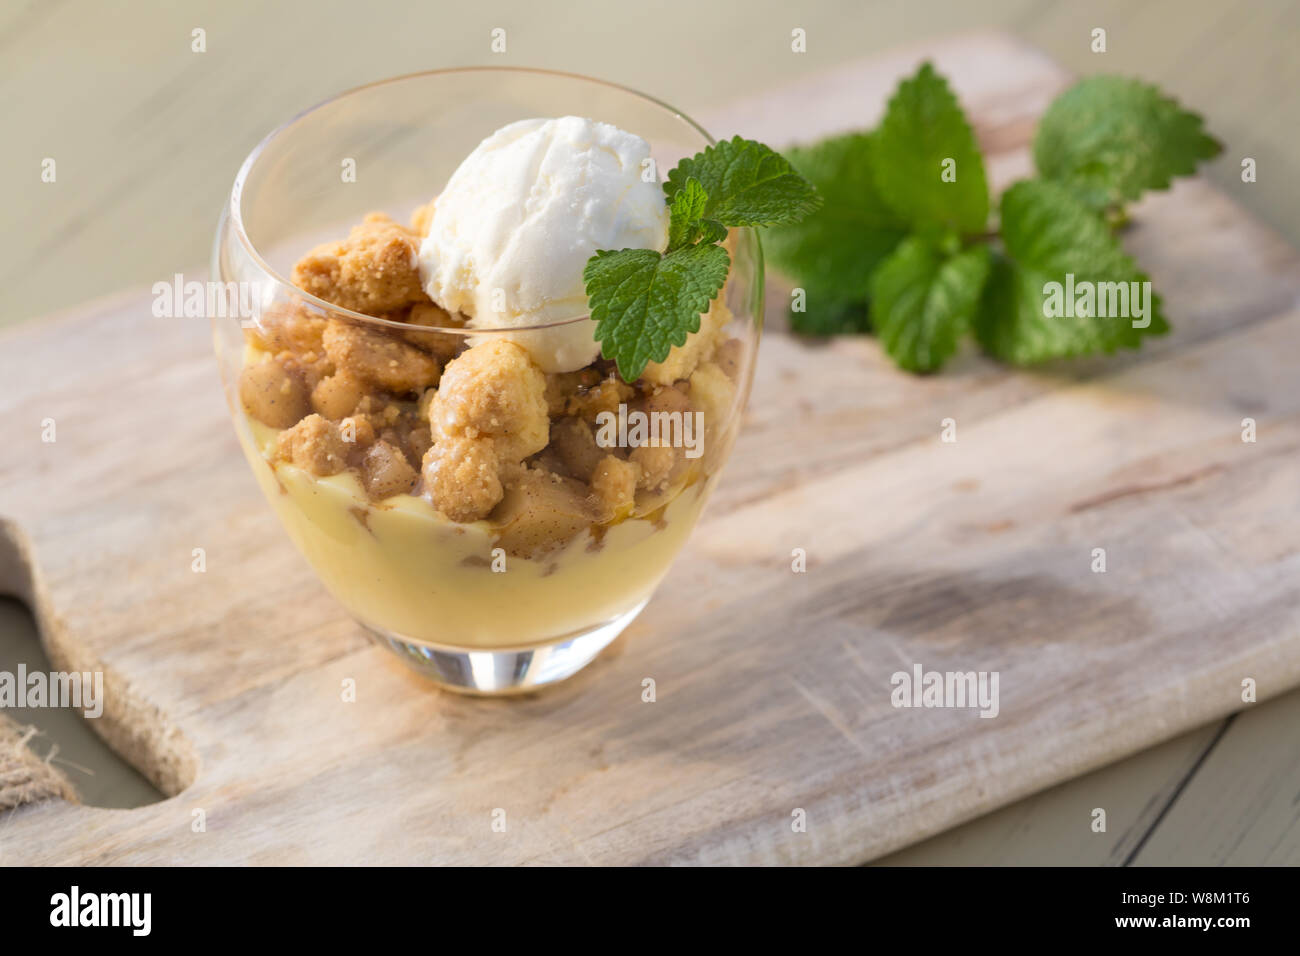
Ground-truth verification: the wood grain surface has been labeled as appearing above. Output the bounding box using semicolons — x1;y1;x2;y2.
1;32;1298;865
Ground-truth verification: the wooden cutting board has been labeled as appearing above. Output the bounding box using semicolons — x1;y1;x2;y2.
2;31;1299;865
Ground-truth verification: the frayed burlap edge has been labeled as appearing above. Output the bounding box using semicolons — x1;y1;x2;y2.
0;715;78;811
0;519;199;808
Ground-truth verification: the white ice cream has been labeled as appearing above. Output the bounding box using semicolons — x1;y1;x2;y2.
417;116;670;373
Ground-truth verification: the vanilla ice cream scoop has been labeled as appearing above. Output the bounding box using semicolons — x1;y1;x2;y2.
417;116;669;373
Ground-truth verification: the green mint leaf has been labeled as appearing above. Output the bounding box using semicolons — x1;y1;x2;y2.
872;62;990;234
1034;76;1223;212
974;179;1168;364
586;137;812;379
668;176;709;250
869;238;991;373
585;243;730;381
694;219;729;244
664;135;822;227
764;131;909;312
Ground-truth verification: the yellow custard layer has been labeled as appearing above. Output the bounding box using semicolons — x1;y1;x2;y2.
238;419;711;649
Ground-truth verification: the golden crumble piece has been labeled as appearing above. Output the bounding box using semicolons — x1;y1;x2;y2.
646;382;692;413
356;393;403;426
629;385;693;491
543;368;602;417
403;302;467;363
416;386;437;423
292;213;427;315
491;466;601;558
342;392;427;467
360;439;418;500
410;199;437;237
642;296;732;386
430;340;549;464
549;416;605;481
567;377;634;421
240;354;309;429
322;320;441;394
339;415;377;466
275;414;350;476
288;347;335;391
245;302;326;356
689;361;736;471
311;369;366;420
630;443;677;492
687;361;735;433
422;437;504;522
591;455;639;521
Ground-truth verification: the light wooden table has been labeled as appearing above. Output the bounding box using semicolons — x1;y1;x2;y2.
2;0;1298;865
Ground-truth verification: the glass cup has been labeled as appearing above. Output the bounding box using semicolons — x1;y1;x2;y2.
212;68;762;694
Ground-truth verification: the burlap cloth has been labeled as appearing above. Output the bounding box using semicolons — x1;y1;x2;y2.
0;717;77;810
0;521;198;812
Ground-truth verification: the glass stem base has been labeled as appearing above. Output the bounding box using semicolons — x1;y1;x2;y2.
364;599;648;695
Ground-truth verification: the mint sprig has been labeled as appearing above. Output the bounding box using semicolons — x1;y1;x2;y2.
665;135;824;226
585;137;820;381
1034;76;1223;214
585;244;730;382
667;176;709;249
666;177;730;250
871;62;990;235
765;62;1218;373
974;180;1167;363
763;131;908;335
871;238;991;372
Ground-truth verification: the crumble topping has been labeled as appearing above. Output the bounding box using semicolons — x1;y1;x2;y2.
239;207;742;558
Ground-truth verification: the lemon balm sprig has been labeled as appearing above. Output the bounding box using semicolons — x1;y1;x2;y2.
584;137;821;382
763;64;1221;373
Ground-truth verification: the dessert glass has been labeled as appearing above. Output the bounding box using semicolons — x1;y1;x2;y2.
212;68;762;694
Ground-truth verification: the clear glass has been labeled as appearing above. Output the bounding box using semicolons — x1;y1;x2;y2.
212;68;762;694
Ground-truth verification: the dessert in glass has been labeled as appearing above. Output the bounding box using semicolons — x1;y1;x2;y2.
212;69;763;694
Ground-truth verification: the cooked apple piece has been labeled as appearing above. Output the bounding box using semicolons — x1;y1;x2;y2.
490;467;600;558
360;439;418;499
549;416;604;480
712;337;743;381
240;354;309;429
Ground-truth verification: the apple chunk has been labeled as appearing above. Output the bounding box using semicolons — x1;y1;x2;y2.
491;468;600;558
